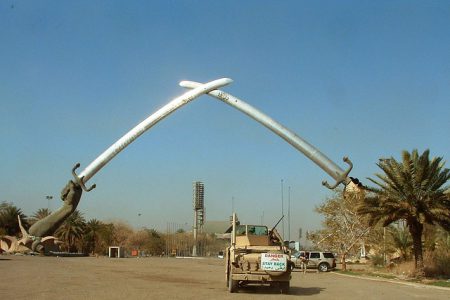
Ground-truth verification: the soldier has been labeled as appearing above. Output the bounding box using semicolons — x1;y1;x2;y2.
300;252;309;274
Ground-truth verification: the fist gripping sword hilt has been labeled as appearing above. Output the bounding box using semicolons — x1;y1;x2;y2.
72;163;97;192
322;156;353;190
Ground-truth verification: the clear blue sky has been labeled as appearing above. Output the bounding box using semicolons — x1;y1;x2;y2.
1;1;449;240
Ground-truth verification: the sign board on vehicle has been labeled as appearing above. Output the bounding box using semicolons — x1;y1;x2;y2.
261;253;287;271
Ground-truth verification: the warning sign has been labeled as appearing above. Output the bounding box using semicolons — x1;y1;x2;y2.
261;253;287;271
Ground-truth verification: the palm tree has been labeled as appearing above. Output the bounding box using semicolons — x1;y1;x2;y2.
55;210;86;252
360;149;450;276
97;223;115;254
388;223;412;261
0;202;28;236
29;208;52;225
84;219;103;254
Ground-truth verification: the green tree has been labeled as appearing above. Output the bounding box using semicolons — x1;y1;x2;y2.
55;210;86;252
144;228;165;256
83;222;115;255
29;208;51;225
389;223;412;261
0;202;28;236
360;149;450;276
95;222;115;255
83;219;104;255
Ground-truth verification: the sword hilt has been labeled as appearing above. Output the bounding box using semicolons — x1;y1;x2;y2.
322;156;353;190
72;163;96;192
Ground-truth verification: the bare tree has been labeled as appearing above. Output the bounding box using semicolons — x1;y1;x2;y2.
309;191;370;270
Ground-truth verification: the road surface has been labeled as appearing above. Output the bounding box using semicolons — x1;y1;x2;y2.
0;256;447;299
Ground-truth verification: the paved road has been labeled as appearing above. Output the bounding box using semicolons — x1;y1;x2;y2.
1;256;448;299
290;269;448;299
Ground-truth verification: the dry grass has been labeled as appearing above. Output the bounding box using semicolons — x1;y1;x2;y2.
390;261;415;278
424;250;450;278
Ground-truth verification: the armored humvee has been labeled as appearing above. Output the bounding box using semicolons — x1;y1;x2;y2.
225;213;292;294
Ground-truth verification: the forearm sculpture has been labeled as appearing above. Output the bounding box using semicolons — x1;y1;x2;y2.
20;76;359;253
22;78;232;253
17;180;82;252
29;181;82;238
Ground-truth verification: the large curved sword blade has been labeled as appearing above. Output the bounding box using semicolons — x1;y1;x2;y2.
180;80;353;189
73;78;233;190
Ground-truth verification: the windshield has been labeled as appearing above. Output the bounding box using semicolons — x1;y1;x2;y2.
235;225;246;236
247;225;268;236
235;225;268;236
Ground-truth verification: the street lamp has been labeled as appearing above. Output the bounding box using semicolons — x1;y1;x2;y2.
281;179;284;240
288;186;291;243
46;195;53;210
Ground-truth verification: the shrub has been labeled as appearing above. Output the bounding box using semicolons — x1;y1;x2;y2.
371;254;384;267
424;249;450;277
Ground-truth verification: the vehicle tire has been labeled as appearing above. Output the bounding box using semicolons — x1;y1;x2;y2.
228;272;238;293
318;262;329;272
280;281;290;294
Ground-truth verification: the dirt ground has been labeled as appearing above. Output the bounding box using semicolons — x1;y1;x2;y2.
1;255;448;299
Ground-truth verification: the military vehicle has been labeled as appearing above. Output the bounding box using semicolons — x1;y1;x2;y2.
225;213;292;294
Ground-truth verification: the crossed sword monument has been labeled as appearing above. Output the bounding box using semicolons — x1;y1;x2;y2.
21;77;361;253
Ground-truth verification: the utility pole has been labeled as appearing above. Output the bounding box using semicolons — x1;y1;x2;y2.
231;196;234;214
298;227;303;250
383;226;386;265
138;213;142;229
288;186;291;243
281;179;284;240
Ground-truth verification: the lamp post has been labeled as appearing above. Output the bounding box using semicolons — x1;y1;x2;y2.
281;179;284;240
288;186;291;243
46;195;53;210
138;213;142;229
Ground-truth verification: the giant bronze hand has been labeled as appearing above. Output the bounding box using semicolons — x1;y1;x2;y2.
16;181;82;253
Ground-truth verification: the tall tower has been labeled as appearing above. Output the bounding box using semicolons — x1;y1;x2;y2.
193;181;205;256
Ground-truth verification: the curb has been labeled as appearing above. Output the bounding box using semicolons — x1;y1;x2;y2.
331;271;450;291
